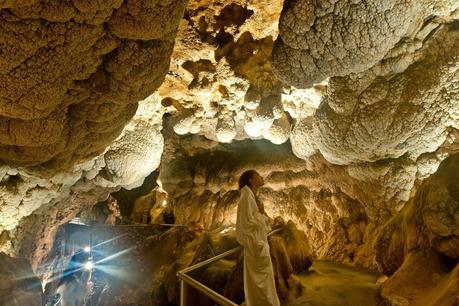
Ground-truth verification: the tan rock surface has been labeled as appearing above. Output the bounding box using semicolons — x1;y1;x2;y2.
311;24;459;166
0;0;185;168
156;136;374;265
381;250;459;306
0;4;457;305
0;0;184;245
157;0;322;145
272;0;458;87
375;154;459;275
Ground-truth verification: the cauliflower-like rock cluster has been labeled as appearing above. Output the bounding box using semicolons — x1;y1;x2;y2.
96;97;165;190
313;25;459;165
0;96;165;233
0;0;184;239
157;0;322;145
0;0;186;168
272;0;458;87
272;0;459;208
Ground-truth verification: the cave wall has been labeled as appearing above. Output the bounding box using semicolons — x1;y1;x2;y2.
157;134;374;266
375;154;459;275
157;132;458;271
0;0;186;265
0;252;43;306
0;0;457;292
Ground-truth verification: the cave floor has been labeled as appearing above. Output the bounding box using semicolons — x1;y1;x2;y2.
290;261;381;306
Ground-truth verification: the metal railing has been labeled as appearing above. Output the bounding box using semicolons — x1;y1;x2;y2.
89;223;184;227
177;228;281;306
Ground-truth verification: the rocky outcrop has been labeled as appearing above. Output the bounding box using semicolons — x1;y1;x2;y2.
0;0;185;168
300;23;459;166
380;249;459;306
0;0;185;263
273;220;313;273
375;154;459;275
272;0;458;87
0;97;165;257
157;0;322;145
129;186;169;224
274;11;459;221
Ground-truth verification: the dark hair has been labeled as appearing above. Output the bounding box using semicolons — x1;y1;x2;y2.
238;170;256;190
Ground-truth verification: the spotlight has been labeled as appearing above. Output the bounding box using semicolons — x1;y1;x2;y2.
84;261;94;270
84;246;91;253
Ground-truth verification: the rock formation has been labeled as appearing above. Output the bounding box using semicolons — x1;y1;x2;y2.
0;0;458;305
0;0;185;254
381;249;459;305
375;154;459;275
0;0;186;168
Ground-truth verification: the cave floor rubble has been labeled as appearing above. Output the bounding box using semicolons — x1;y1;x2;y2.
290;261;381;306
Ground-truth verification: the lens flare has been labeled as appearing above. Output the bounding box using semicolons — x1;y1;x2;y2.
84;261;94;270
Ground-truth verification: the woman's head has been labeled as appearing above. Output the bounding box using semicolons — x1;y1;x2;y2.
238;170;264;190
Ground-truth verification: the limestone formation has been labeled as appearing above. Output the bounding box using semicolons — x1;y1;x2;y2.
156;136;372;265
380;250;459;306
0;97;164;238
0;1;457;305
156;132;458;274
375;155;459;275
0;0;184;243
157;0;322;145
0;0;186;168
272;0;459;87
312;24;459;166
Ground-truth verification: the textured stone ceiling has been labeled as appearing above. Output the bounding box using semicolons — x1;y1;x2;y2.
0;0;186;234
0;0;186;167
0;0;458;276
157;0;323;145
273;0;459;165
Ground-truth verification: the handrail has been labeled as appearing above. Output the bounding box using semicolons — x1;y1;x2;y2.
89;223;183;227
180;246;242;274
177;228;282;306
177;272;238;306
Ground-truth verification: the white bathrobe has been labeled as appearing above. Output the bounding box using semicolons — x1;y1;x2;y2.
236;186;280;306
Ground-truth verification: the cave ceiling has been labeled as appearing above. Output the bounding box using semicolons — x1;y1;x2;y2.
0;0;458;260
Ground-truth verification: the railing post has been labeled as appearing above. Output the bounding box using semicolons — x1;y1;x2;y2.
180;279;188;306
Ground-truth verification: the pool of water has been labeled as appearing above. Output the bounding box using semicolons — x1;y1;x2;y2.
290;261;382;306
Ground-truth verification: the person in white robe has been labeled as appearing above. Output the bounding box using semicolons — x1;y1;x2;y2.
236;170;280;306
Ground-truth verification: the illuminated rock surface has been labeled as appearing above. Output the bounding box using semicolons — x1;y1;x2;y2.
0;0;457;305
